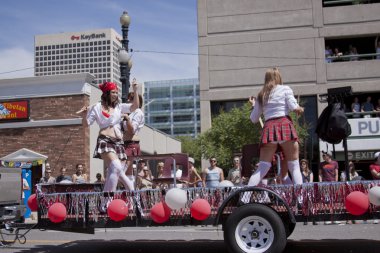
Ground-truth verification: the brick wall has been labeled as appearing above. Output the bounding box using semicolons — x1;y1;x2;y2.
0;95;91;178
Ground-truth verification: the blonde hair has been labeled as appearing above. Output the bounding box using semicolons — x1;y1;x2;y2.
257;67;283;106
300;159;310;174
348;161;357;176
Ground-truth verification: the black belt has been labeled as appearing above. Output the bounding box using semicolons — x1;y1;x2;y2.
125;140;140;144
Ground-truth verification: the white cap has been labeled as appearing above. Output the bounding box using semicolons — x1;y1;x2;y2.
375;152;380;159
322;150;333;157
188;157;195;164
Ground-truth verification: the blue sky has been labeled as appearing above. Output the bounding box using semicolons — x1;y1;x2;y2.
0;0;198;82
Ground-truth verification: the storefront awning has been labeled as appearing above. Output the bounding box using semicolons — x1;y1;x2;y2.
0;148;48;162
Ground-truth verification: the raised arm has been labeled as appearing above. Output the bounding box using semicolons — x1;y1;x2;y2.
130;78;140;112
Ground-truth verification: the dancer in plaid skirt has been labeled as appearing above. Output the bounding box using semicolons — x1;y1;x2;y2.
247;67;304;186
79;80;140;192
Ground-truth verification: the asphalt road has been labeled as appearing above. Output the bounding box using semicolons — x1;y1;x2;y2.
1;222;379;253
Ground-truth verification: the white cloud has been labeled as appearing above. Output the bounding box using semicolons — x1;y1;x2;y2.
0;48;34;79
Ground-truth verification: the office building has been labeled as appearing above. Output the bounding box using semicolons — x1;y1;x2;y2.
197;0;380;172
34;28;123;90
144;78;200;138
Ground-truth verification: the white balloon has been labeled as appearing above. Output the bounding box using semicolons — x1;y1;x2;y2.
219;180;234;187
165;188;188;210
369;186;380;206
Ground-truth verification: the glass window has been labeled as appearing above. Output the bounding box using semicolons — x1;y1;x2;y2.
325;36;378;62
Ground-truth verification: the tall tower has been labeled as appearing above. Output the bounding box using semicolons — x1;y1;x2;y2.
34;28;123;91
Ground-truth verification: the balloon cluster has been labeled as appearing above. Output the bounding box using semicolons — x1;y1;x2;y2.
150;188;211;223
345;186;380;216
27;194;67;223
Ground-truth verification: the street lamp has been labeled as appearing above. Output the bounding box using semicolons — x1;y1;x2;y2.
119;11;132;103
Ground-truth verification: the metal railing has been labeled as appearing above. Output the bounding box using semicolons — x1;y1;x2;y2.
326;52;380;62
324;0;375;6
345;111;380;118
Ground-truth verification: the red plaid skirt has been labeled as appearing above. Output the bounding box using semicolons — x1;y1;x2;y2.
261;116;298;144
124;141;141;157
93;135;127;160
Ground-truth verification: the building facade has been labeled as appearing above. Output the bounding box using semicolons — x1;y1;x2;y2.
197;0;380;174
0;74;101;183
35;28;124;91
144;78;200;138
0;74;181;183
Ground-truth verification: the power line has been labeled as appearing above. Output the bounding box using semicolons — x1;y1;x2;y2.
0;67;34;75
0;49;324;75
133;49;323;60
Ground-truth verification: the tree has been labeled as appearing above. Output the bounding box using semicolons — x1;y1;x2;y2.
198;103;262;169
180;102;309;171
177;135;202;169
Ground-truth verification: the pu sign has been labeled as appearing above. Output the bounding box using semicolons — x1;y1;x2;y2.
0;100;30;122
349;118;380;137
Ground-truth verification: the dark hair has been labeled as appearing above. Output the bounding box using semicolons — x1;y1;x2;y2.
101;90;119;108
96;173;102;178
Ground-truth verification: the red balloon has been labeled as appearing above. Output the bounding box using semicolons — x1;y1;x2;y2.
107;199;129;222
190;199;211;221
345;191;369;216
27;194;38;211
150;202;171;223
48;203;67;223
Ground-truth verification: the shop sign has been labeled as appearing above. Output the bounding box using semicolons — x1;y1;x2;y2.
337;151;378;161
0;100;30;122
349;118;380;137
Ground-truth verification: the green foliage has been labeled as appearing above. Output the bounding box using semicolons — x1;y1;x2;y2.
198;103;261;169
180;103;309;171
177;135;202;168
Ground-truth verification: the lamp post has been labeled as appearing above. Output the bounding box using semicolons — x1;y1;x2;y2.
119;11;132;103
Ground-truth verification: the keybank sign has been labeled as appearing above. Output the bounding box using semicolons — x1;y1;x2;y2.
349;118;380;136
70;33;106;41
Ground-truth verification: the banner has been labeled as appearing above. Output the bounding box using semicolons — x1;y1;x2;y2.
0;160;43;168
0;100;30;122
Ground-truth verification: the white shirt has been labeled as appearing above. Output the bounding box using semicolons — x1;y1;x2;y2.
250;85;299;123
170;169;183;188
22;178;29;199
124;108;145;135
171;169;182;178
86;102;132;138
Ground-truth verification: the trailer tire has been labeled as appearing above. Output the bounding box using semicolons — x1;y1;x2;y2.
224;204;286;253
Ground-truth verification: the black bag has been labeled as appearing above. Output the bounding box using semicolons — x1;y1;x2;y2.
315;103;351;144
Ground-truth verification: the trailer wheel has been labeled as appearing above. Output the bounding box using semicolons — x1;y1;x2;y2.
224;204;286;253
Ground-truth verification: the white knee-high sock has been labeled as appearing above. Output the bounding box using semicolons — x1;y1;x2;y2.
287;160;303;185
248;161;272;186
119;171;135;191
282;175;293;185
104;160;122;192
